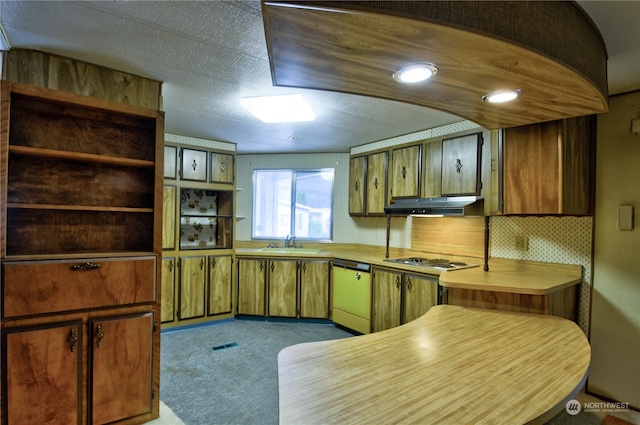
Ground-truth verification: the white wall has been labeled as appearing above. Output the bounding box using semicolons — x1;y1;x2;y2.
588;91;640;406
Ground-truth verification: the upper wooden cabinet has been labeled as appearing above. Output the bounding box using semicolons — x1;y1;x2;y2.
210;152;235;184
348;156;366;215
422;141;443;198
502;116;596;215
441;133;482;196
366;151;388;215
390;144;421;199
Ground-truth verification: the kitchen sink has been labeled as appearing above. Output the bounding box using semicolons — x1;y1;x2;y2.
256;247;322;254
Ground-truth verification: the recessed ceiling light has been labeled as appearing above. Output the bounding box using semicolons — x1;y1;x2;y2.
393;62;438;83
482;89;523;104
240;94;316;123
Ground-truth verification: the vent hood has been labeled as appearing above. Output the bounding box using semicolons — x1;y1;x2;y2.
384;196;485;217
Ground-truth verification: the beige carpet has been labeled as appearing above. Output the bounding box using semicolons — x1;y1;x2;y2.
143;402;185;425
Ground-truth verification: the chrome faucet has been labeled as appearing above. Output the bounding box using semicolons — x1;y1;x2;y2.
285;235;296;248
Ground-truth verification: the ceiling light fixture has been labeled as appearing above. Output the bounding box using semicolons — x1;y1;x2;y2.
482;89;523;104
393;62;438;83
240;94;316;123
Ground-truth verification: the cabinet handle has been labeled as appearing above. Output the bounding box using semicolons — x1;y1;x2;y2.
260;262;264;272
406;277;412;292
68;328;78;352
210;257;216;268
192;159;198;171
220;163;225;171
168;260;173;272
455;158;462;173
355;272;361;280
302;263;307;273
200;258;204;269
374;177;378;189
402;166;406;178
354;181;359;192
395;275;401;289
71;262;101;272
271;262;275;272
95;325;104;349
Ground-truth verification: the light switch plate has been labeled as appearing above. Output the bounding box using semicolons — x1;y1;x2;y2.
618;205;634;230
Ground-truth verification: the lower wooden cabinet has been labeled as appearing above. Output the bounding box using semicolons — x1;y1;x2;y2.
237;257;329;319
162;255;234;324
372;267;439;332
3;312;155;425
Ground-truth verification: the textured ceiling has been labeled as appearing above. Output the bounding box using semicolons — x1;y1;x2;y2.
0;1;638;154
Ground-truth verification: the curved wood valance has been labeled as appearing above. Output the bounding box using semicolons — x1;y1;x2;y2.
262;1;608;129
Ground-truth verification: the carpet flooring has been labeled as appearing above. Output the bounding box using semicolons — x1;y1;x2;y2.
157;319;639;425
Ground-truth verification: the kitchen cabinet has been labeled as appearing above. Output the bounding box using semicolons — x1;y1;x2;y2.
161;257;176;323
372;267;438;333
422;140;442;198
208;255;233;316
164;145;177;179
348;156;366;215
390;144;421;199
181;147;208;182
366;151;388;215
238;257;330;319
178;256;207;320
237;258;267;316
441;132;482;195
502;115;595;215
163;185;177;250
210;152;235;184
268;259;299;317
300;260;330;319
180;188;233;250
0;81;162;424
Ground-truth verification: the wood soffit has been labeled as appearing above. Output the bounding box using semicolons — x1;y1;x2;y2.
262;0;609;129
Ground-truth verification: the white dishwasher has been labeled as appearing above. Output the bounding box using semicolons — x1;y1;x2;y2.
332;259;371;334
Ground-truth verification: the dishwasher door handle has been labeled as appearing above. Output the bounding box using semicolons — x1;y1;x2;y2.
355;272;361;280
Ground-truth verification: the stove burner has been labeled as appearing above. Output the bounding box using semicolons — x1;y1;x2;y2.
383;257;479;271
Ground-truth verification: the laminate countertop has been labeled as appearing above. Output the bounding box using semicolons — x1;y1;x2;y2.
278;305;590;425
236;246;582;295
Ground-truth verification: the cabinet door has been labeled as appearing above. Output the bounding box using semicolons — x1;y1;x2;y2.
422;141;442;198
90;313;153;425
5;322;82;425
366;151;388;214
181;148;207;181
349;156;366;215
372;268;402;332
163;185;176;250
178;256;206;320
441;133;482;195
503;121;561;214
391;145;421;198
164;145;177;179
268;259;298;317
208;255;232;315
403;275;438;324
161;258;176;323
300;260;329;319
238;259;266;316
210;152;234;184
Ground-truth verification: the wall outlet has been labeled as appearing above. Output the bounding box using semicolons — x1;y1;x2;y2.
515;236;529;251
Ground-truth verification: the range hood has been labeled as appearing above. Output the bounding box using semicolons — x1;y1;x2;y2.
384;196;485;217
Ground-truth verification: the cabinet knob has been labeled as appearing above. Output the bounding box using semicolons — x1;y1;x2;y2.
95;325;104;349
220;163;225;171
354;181;359;192
192;159;198;171
395;275;401;289
68;328;78;352
71;262;101;272
455;158;462;173
374;177;378;189
210;257;216;268
406;277;412;292
402;166;406;179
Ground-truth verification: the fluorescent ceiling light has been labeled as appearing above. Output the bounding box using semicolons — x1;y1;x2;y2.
482;89;523;104
241;94;316;123
393;62;438;83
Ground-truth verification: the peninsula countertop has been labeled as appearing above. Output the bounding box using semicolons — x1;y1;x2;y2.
235;244;582;295
277;305;590;425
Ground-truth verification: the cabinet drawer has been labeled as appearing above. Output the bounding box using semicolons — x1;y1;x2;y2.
2;256;156;318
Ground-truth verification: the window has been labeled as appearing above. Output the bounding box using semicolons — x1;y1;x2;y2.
253;169;334;241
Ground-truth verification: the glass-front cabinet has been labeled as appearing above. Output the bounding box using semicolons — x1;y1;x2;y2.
179;188;233;250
